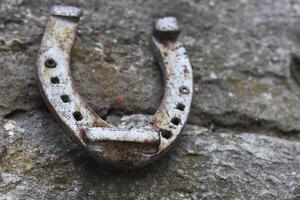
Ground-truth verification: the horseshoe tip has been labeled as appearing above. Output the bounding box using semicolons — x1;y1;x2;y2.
153;16;180;41
50;5;82;18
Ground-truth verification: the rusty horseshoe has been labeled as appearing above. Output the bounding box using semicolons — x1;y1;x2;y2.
36;5;193;168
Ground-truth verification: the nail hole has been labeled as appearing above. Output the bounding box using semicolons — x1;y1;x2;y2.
160;129;172;139
61;95;70;103
176;103;185;111
73;111;83;121
179;86;190;94
50;76;60;84
45;58;57;68
171;117;181;126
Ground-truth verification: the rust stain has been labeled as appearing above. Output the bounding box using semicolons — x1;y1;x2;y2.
183;65;189;74
56;27;74;53
79;129;92;144
183;64;190;79
115;95;125;105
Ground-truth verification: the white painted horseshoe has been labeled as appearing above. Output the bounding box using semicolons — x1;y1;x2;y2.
36;5;193;168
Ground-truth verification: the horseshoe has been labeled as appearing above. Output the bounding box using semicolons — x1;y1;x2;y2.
36;5;193;168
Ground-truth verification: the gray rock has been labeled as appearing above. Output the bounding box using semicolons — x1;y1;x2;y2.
0;110;299;199
0;0;300;199
0;110;300;199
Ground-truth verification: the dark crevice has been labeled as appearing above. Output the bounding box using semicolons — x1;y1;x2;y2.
195;67;287;85
187;111;300;140
102;99;300;140
3;106;300;141
238;68;286;81
101;107;119;121
4;109;27;119
101;105;157;121
290;54;300;85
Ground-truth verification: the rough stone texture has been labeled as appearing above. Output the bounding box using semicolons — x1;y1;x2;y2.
0;0;300;199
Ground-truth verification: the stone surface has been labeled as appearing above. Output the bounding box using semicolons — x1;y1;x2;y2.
0;0;300;199
0;110;299;200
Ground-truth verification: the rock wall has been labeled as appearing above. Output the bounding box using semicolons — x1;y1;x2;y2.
0;0;299;199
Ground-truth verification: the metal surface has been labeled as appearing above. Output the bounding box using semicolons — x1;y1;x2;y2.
36;5;193;168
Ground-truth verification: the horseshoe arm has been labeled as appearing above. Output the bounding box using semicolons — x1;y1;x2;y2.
36;6;108;145
151;17;193;152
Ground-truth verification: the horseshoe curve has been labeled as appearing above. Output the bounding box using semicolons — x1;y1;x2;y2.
36;5;193;168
